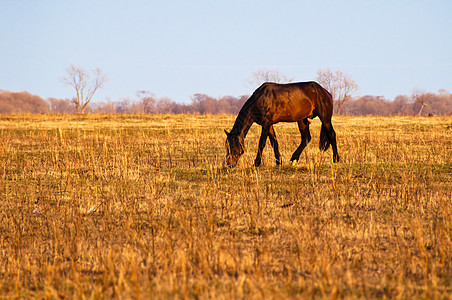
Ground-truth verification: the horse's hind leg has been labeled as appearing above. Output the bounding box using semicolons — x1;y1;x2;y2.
268;125;282;165
328;123;340;163
290;120;311;164
320;121;340;163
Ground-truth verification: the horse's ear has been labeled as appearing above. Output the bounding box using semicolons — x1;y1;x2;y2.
224;129;230;136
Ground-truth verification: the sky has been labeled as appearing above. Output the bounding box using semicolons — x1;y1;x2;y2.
1;0;451;103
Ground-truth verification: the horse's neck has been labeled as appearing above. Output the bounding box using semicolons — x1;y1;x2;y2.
231;106;254;140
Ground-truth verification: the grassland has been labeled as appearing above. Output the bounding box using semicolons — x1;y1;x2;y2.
0;114;451;299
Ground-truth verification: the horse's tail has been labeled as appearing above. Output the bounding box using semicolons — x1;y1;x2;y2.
313;82;334;152
319;124;331;151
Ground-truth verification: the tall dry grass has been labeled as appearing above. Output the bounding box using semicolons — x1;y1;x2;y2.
0;114;451;298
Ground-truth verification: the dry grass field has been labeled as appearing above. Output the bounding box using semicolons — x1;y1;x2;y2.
0;114;451;299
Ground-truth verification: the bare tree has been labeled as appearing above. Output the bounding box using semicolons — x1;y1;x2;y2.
411;89;433;116
316;69;358;114
137;90;156;114
248;68;293;90
62;65;107;113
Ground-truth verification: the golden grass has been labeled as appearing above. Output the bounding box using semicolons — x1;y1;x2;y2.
0;114;451;299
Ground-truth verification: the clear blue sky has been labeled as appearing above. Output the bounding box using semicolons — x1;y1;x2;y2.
1;0;451;103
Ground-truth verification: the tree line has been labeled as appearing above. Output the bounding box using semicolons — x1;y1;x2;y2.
3;66;450;115
0;89;451;116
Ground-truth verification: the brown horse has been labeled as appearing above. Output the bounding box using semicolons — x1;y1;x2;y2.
225;81;339;167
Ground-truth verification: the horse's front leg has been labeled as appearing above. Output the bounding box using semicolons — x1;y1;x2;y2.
254;125;269;167
268;125;282;165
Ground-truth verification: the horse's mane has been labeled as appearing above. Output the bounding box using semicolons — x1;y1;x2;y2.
230;83;268;136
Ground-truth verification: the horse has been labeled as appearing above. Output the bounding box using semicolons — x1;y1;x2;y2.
225;81;339;167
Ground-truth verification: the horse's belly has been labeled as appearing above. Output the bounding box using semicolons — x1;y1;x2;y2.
272;106;313;123
258;96;314;124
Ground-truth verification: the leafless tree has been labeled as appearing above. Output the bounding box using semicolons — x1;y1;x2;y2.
137;90;156;113
248;68;293;90
316;69;358;114
62;65;107;113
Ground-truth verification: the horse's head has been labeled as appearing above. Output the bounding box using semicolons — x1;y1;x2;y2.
225;130;244;167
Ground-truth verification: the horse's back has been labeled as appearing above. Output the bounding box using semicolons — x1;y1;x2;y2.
252;81;332;123
263;81;330;99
